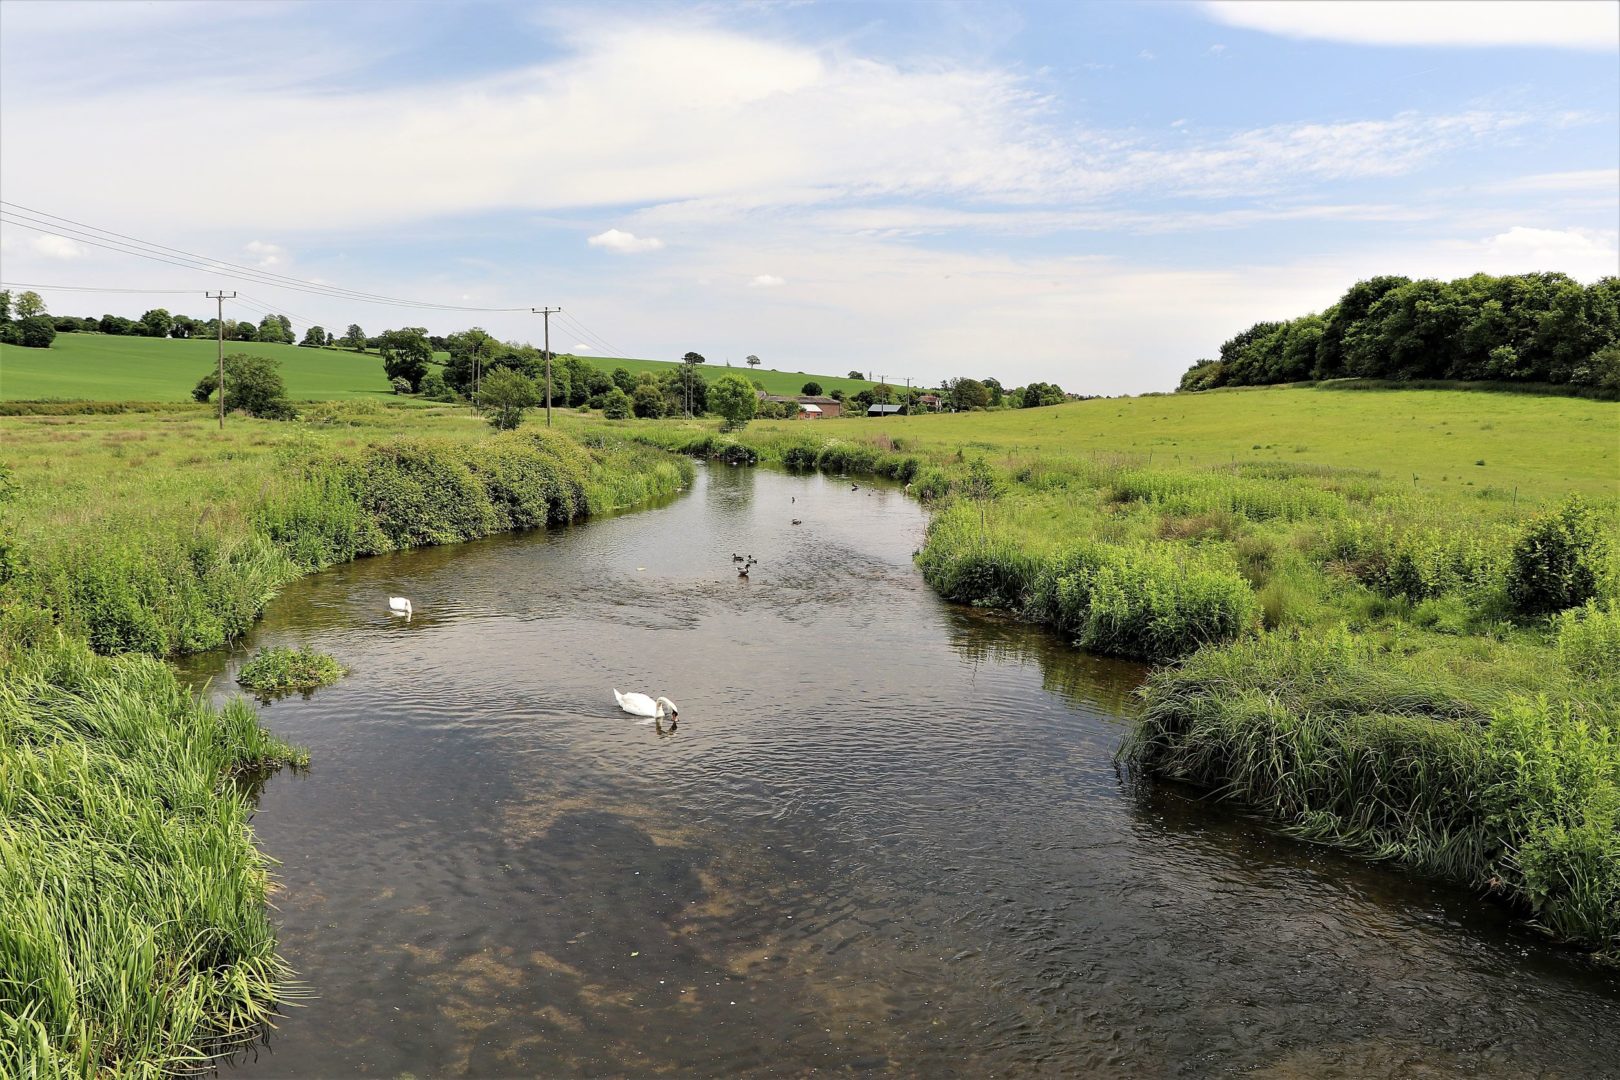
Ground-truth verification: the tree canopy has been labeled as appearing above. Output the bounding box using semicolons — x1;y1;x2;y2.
377;327;433;392
1180;272;1620;393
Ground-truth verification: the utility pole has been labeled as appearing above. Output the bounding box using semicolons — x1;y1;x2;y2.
532;307;561;426
206;291;235;429
904;376;912;415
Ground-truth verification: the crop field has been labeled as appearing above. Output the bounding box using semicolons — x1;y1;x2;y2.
754;384;1619;501
0;332;883;402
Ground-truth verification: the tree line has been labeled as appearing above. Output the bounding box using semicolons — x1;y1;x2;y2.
1179;272;1620;394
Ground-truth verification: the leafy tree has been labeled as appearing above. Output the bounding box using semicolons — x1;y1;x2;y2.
15;291;45;318
343;324;367;351
674;351;706;416
138;309;173;338
847;370;863;380
232;319;257;341
475;367;540;429
1020;381;1065;407
419;368;455;402
390;376;412;395
443;327;500;397
99;314;136;336
15;316;56;349
0;290;11;322
300;325;327;347
709;372;758;431
377;327;432;392
982;377;1004;406
801;381;823;396
632;382;666;418
612;366;636;394
600;386;632;419
191;353;294;419
170;315;196;339
256;314;292;344
948;377;990;411
746;355;761;369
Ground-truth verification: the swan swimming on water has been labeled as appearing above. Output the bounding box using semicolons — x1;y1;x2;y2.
388;597;413;618
614;689;678;721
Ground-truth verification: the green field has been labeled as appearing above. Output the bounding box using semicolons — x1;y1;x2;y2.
750;384;1620;500
0;333;886;402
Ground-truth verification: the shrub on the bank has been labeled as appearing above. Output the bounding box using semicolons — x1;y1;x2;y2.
1508;497;1612;614
1556;600;1620;677
191;354;295;420
237;646;345;695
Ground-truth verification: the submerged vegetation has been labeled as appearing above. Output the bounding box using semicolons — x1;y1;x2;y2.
236;646;346;696
600;387;1620;959
0;402;692;1073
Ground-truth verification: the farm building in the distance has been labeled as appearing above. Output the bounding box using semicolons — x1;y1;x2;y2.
757;392;844;418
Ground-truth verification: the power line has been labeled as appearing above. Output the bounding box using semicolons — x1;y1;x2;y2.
0;202;531;312
0;281;197;295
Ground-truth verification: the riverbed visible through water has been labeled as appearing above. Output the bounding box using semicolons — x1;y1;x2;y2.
183;464;1620;1077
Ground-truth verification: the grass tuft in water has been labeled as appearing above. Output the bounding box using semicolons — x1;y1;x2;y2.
236;646;346;696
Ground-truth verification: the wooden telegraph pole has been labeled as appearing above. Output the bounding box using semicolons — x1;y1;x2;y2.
532;307;561;426
205;291;235;428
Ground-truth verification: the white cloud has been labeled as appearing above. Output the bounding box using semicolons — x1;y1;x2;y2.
244;240;285;267
587;228;665;253
1137;50;1156;61
1204;1;1619;51
1485;169;1620;194
748;274;786;288
30;234;83;259
571;342;593;353
1465;226;1619;279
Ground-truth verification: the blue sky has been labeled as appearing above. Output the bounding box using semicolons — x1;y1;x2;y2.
1;0;1615;392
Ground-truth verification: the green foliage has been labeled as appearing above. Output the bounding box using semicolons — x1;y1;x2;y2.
236;646;345;695
709;372;758;431
0;631;307;1074
418;367;455;402
631;382;665;418
801;381;823;396
390;375;412;395
1507;497;1612;614
1556;600;1620;677
1128;632;1620;957
600;386;632;419
1183;272;1620;393
376;327;432;392
14;315;56;349
476;367;540;430
192;352;295;419
1019;381;1065;407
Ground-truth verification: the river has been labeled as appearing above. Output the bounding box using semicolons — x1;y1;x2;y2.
181;463;1620;1077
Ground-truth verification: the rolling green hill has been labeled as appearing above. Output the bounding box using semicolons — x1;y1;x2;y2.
0;333;886;401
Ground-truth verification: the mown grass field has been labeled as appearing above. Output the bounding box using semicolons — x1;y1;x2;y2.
752;384;1619;501
0;332;884;402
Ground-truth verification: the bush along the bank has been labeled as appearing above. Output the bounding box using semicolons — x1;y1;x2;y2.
1126;631;1620;958
0;629;308;1074
236;646;346;696
14;430;691;656
916;499;1261;662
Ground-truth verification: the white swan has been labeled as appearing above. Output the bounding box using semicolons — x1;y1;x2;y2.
388;597;413;618
614;689;678;720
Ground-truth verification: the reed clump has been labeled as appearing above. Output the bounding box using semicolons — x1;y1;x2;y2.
236;646;346;696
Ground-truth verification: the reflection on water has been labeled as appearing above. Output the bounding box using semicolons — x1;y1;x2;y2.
185;465;1620;1077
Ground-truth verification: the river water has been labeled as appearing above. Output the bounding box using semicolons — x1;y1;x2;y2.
184;464;1620;1077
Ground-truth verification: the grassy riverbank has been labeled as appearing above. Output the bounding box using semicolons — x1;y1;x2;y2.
595;387;1620;959
0;401;692;1074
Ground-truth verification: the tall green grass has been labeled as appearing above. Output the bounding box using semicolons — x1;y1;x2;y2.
0;629;308;1075
1127;632;1620;957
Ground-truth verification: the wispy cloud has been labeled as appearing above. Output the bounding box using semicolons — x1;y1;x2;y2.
1204;1;1619;51
587;228;665;253
30;234;83;259
747;274;786;288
